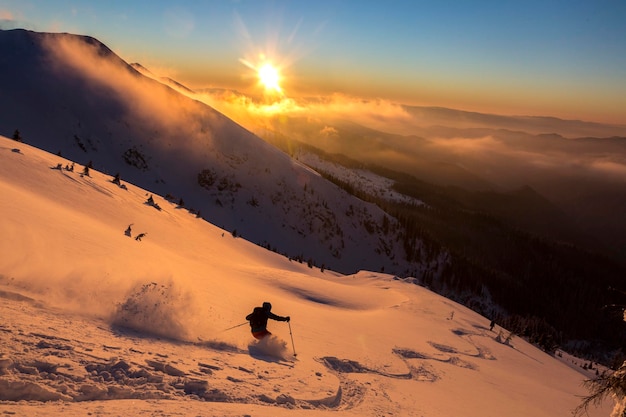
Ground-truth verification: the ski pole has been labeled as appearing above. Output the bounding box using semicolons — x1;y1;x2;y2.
288;321;297;357
222;322;248;332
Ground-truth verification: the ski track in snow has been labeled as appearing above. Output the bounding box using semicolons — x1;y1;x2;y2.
318;325;499;393
0;288;403;412
0;286;500;413
0;289;327;408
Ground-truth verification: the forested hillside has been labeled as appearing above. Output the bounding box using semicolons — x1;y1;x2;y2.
290;141;626;365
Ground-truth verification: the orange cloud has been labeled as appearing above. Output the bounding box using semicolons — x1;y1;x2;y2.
320;126;338;138
0;10;14;20
192;89;411;136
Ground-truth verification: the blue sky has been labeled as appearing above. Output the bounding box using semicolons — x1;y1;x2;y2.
1;0;625;123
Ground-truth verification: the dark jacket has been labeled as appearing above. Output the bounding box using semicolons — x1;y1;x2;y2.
246;306;289;333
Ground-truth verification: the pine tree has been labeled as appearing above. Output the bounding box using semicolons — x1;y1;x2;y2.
575;361;626;416
12;129;22;142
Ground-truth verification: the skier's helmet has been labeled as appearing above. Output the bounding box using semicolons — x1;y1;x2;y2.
262;302;272;311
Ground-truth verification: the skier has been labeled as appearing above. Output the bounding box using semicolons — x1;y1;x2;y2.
246;302;290;340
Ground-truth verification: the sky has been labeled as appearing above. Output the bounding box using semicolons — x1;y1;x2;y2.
1;0;626;123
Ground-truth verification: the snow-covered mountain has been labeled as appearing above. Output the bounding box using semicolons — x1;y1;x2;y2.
0;135;615;416
0;28;441;277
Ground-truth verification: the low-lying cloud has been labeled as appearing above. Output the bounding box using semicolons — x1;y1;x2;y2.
196;86;626;192
194;89;412;134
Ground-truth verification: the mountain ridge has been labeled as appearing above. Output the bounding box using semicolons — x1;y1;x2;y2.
0;28;438;278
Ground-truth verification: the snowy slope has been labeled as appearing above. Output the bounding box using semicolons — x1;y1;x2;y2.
0;136;613;416
0;28;435;277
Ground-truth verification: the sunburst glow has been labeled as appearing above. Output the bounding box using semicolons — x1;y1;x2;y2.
258;62;281;93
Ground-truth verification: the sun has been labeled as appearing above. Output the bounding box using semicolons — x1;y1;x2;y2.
239;54;287;100
257;62;282;94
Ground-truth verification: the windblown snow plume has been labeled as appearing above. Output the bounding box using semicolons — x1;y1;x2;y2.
112;281;194;341
248;335;289;360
